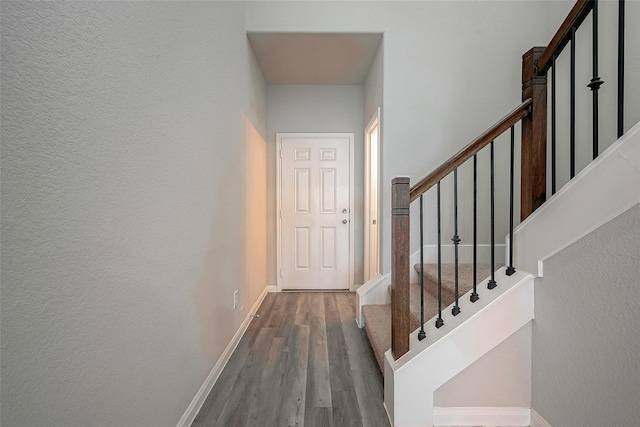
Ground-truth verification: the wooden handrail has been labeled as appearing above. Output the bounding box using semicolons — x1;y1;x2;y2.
409;98;532;203
537;0;594;75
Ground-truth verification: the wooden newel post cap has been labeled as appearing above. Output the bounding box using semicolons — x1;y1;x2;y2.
391;177;410;215
392;176;410;185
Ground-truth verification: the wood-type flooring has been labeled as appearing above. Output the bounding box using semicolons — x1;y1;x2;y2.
192;292;390;427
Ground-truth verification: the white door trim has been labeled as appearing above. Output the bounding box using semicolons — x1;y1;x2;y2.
364;108;381;283
276;132;355;292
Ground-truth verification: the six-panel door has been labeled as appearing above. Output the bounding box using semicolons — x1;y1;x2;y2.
280;136;350;290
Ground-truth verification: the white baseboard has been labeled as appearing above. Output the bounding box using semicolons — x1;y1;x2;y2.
176;286;269;427
383;402;394;427
433;407;531;426
530;409;553;427
266;285;277;292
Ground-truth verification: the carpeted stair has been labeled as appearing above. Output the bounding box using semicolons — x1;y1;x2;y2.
362;263;493;372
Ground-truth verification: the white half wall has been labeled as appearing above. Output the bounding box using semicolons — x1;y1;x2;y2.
385;268;535;427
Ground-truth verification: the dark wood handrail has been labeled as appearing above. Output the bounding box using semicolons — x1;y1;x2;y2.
537;0;594;74
409;98;532;203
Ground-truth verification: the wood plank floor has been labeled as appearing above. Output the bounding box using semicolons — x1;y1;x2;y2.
192;292;390;427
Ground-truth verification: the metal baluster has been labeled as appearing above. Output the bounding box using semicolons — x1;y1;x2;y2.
418;195;426;341
506;127;516;276
436;181;444;328
588;0;604;159
488;142;497;290
570;26;577;179
618;0;625;137
470;155;479;302
552;54;557;195
452;169;461;316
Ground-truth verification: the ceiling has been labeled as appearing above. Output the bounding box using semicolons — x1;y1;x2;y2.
247;32;383;85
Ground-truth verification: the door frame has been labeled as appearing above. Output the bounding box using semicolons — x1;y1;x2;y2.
364;109;381;282
276;132;355;292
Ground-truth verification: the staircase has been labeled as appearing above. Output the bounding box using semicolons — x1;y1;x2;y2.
362;264;492;371
356;0;634;425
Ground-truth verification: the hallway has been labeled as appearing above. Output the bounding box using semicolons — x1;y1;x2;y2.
192;292;390;427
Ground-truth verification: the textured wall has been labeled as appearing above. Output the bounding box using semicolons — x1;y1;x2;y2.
266;85;365;286
532;204;640;426
1;2;266;426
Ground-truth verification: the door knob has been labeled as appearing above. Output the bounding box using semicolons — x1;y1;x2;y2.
342;209;348;214
342;219;348;224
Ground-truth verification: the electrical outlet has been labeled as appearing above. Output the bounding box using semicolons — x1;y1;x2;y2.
233;290;239;309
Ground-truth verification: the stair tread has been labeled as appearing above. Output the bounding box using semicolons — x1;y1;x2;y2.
363;283;440;372
412;263;500;308
362;304;391;371
414;263;493;294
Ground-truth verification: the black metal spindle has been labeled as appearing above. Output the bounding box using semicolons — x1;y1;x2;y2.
570;26;577;179
488;142;497;290
436;182;444;328
470;155;479;303
506;127;516;276
552;54;557;195
588;0;604;159
418;195;426;341
452;169;461;316
618;0;625;138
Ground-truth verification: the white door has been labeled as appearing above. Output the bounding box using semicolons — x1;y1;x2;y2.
278;134;352;290
364;110;380;281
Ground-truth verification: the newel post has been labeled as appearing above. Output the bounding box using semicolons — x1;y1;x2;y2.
521;47;548;221
391;177;410;359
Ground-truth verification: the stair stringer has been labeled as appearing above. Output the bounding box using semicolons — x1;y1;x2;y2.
384;268;534;427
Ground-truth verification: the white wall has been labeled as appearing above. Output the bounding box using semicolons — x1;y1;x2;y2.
0;2;266;426
246;1;555;275
527;4;640;424
544;0;640;197
364;40;384;125
531;204;640;426
364;41;385;273
266;85;365;285
434;323;531;408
